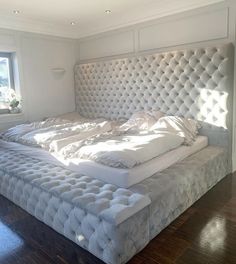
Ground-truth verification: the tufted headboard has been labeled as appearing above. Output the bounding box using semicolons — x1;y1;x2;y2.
75;43;234;167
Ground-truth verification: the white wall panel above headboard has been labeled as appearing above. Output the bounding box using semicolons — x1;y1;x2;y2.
138;8;228;51
79;30;134;61
77;5;229;62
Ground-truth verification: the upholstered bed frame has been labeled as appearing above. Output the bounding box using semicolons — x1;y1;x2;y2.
0;43;234;264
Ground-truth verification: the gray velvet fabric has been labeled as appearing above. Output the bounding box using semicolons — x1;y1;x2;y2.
0;147;150;264
0;148;150;226
131;146;228;239
0;145;228;264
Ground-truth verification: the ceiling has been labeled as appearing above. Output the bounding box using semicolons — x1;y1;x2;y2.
0;0;224;39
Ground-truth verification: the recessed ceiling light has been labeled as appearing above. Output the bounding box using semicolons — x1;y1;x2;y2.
13;10;20;14
105;10;111;14
70;21;76;26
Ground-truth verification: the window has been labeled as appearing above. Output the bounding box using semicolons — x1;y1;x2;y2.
0;52;16;113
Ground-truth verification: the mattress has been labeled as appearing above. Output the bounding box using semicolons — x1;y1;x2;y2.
70;136;208;187
0;136;208;188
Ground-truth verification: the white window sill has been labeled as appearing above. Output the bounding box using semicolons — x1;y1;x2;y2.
0;112;25;124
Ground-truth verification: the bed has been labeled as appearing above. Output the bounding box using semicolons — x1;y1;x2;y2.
0;43;234;264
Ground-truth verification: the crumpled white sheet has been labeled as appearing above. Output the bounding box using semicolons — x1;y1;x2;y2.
59;130;184;168
0;112;200;169
1;117;113;151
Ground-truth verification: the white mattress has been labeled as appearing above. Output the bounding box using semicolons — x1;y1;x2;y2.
70;136;208;187
0;136;208;188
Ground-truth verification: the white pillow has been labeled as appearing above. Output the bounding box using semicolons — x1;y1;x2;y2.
150;116;200;145
119;110;164;132
57;112;86;122
150;110;165;121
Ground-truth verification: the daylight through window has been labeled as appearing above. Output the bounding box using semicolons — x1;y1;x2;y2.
0;52;16;112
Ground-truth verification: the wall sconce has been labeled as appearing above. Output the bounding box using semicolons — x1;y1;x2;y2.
51;68;66;79
51;68;66;73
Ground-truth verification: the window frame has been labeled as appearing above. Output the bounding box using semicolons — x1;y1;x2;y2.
0;52;15;92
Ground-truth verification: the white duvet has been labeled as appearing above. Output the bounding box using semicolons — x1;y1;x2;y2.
1;118;113;151
59;130;184;168
56;115;198;169
1;113;199;170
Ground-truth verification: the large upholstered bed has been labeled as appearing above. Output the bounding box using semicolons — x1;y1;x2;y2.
0;43;234;264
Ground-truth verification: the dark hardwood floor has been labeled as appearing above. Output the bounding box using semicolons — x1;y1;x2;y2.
0;173;236;264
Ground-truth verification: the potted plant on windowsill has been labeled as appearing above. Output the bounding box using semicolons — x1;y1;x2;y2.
9;98;20;113
7;89;21;114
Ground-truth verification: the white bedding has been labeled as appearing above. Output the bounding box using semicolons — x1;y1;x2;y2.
1;115;189;169
0;136;208;188
63;131;184;168
54;115;198;169
64;136;208;187
150;116;200;145
1;118;113;151
0;113;205;187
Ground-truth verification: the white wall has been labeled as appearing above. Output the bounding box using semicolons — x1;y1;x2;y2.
21;35;76;121
0;29;77;130
77;3;232;61
76;1;236;171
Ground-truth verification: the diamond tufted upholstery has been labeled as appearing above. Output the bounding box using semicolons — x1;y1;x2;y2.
0;149;150;226
130;146;228;240
0;148;150;264
75;44;234;151
0;145;228;264
0;146;227;264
